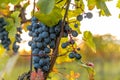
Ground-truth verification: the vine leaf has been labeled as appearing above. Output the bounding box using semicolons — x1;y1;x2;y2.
96;0;111;16
83;31;96;53
116;0;120;8
11;11;21;27
5;18;17;38
0;45;6;57
0;0;22;5
87;0;96;10
34;7;62;26
37;0;55;14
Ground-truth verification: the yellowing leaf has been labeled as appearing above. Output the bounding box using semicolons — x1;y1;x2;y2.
87;0;96;10
74;0;85;14
66;71;80;80
83;31;96;53
0;45;5;57
116;0;120;8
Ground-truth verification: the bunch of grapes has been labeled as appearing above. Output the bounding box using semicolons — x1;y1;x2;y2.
0;17;11;50
61;23;82;60
12;27;22;53
27;17;61;72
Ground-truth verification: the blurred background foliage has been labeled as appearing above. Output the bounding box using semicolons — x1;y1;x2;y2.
1;34;120;80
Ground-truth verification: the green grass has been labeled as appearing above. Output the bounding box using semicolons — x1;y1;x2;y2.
1;56;120;80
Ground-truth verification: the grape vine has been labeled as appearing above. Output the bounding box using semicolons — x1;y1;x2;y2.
0;0;115;79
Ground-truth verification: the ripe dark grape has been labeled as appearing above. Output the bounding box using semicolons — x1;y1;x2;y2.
74;23;78;28
75;53;82;60
27;17;63;72
49;40;55;48
77;14;83;21
72;30;78;37
44;47;51;54
86;12;93;19
42;31;49;38
50;33;56;39
69;52;75;59
33;56;40;63
0;17;11;50
61;42;69;48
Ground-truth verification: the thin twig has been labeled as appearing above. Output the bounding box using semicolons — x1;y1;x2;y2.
32;0;36;17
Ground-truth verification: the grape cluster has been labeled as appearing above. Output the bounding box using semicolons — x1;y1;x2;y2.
0;17;11;50
61;22;82;60
12;27;22;53
27;17;61;72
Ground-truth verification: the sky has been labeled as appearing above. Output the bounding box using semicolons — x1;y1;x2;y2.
81;0;120;39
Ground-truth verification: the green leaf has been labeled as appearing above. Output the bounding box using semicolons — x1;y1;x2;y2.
0;0;22;5
116;0;120;8
11;11;21;27
96;0;111;16
35;7;62;26
37;0;55;14
9;0;22;5
5;18;17;38
83;31;96;53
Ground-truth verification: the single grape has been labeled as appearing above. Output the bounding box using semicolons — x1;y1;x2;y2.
38;27;43;33
42;25;48;31
77;14;83;21
33;63;39;69
61;42;69;48
42;31;49;38
42;65;49;72
31;17;38;22
33;56;40;63
72;30;78;37
75;53;82;60
36;42;43;48
31;43;37;50
86;12;93;19
28;31;33;36
44;37;50;44
39;59;45;66
49;27;55;33
50;33;56;39
27;25;32;31
74;23;78;28
28;41;33;46
55;25;61;33
44;47;51;53
32;48;39;54
49;40;55;48
69;52;75;59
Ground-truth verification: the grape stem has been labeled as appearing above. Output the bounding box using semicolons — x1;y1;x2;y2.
44;0;71;79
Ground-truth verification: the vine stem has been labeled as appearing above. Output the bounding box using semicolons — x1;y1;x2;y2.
44;0;71;79
30;0;36;73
